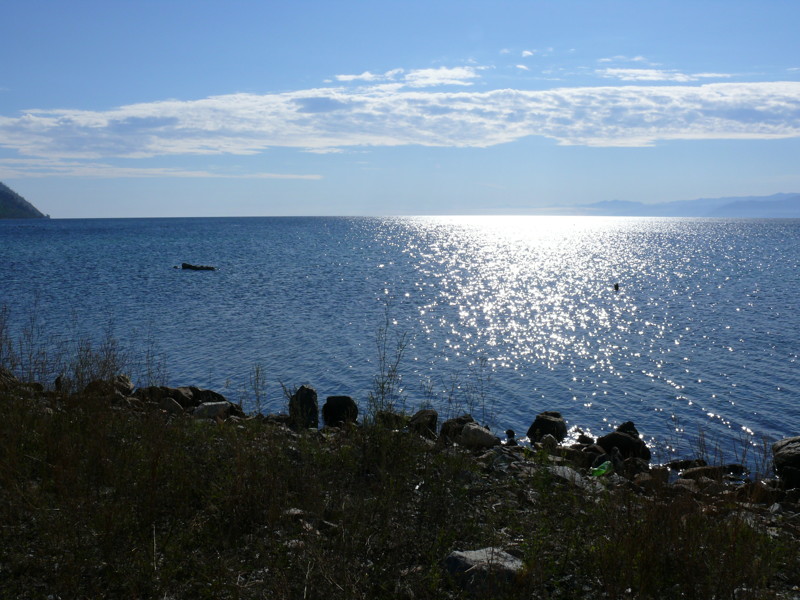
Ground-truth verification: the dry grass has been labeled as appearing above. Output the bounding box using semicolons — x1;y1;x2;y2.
1;386;798;599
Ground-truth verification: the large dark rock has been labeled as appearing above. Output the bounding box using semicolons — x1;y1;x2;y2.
408;409;438;439
322;396;358;427
289;385;318;429
440;414;475;443
597;421;651;462
187;387;227;406
526;411;567;443
84;377;133;398
83;379;114;397
773;436;800;489
375;410;408;430
135;386;191;407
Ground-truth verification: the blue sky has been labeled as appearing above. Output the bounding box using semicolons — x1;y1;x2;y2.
1;1;799;217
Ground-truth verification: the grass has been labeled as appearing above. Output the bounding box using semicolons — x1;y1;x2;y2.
1;382;798;599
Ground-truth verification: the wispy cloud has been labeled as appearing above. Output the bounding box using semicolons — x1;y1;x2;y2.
335;68;404;83
596;68;732;82
1;79;798;176
333;66;478;88
403;66;481;87
598;55;649;64
0;158;322;179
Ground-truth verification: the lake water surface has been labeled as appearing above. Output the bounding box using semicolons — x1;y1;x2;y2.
2;216;798;465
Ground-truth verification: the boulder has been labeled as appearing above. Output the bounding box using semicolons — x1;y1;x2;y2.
666;458;708;471
680;464;746;481
459;422;500;449
187;387;227;406
192;401;232;420
597;421;651;461
526;411;567;443
322;395;358;427
375;410;408;430
623;457;651;479
773;436;800;489
538;433;558;453
289;385;318;429
83;379;118;398
548;465;605;492
408;409;438;439
440;414;474;443
113;374;135;396
443;547;523;594
159;396;185;415
135;386;194;408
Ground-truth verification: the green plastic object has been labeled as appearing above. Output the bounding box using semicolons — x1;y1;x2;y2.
590;461;612;477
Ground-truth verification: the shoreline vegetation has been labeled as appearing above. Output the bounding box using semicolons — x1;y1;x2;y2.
1;313;800;598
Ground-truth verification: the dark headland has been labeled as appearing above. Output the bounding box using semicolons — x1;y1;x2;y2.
0;181;48;219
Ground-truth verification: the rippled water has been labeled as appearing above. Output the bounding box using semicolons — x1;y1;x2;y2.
1;216;798;463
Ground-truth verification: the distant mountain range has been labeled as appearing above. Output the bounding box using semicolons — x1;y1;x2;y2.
544;192;800;218
0;182;48;219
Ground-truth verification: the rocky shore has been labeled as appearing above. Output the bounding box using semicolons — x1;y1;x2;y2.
2;367;799;598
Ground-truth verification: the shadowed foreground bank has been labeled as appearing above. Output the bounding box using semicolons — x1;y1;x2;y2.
1;370;799;599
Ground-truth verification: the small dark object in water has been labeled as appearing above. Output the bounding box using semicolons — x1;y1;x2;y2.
614;283;620;291
180;263;216;271
505;429;518;446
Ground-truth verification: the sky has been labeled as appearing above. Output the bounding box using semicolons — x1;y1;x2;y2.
1;0;799;218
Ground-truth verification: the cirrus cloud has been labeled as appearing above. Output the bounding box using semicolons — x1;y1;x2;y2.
597;68;733;82
0;80;798;172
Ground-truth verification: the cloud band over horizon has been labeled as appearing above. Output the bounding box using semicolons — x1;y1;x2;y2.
1;79;799;177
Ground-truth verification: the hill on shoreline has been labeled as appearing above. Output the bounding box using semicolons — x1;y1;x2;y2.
544;192;800;218
0;182;48;219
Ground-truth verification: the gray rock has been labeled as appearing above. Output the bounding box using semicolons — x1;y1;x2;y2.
458;422;500;449
440;414;474;443
539;433;558;453
192;401;231;420
443;547;523;593
548;465;604;493
289;385;318;429
135;386;194;408
159;396;185;415
113;374;135;396
526;411;567;442
681;464;746;481
773;436;800;489
408;409;438;439
666;458;708;471
188;387;227;406
322;395;358;427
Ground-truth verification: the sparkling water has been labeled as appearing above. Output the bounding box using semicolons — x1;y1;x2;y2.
2;216;798;464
